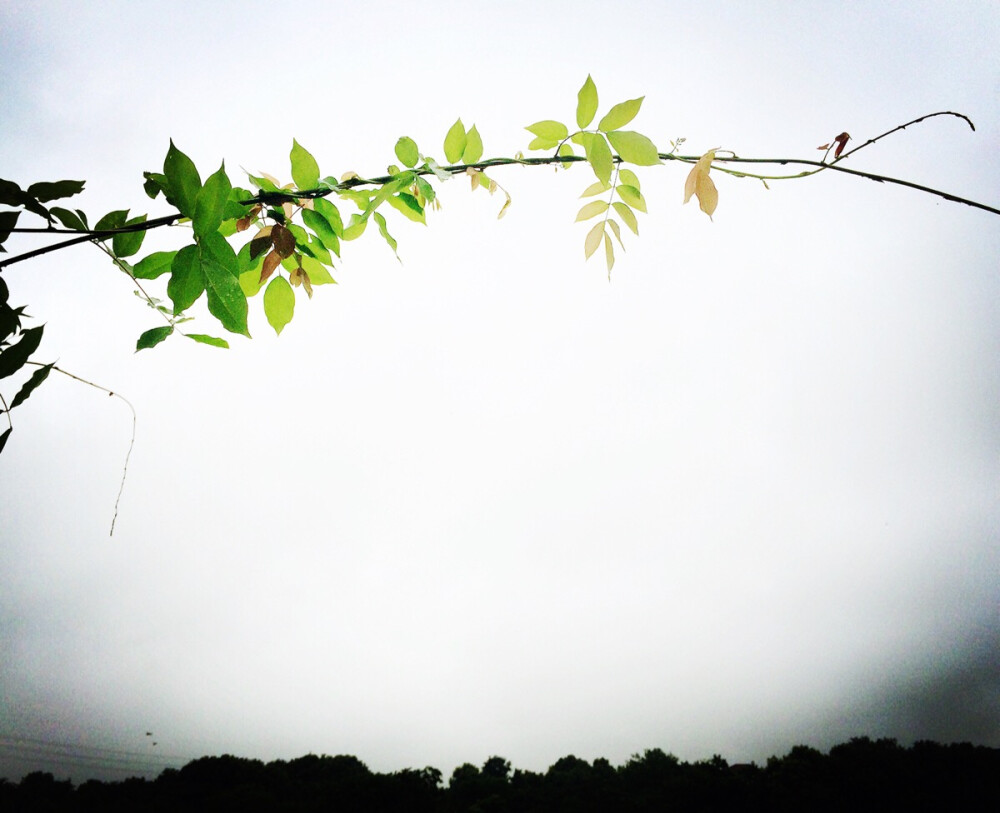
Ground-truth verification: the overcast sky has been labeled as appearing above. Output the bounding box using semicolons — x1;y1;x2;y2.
1;0;999;783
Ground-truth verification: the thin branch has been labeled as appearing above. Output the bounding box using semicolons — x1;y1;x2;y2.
25;361;137;536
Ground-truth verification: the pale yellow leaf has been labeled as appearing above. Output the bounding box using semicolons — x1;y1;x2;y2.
575;200;609;221
584;221;604;259
604;232;614;274
607;218;624;249
580;180;611;197
683;149;718;218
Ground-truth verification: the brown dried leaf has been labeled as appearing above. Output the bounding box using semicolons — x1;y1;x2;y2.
833;132;851;158
271;223;296;258
259;249;281;285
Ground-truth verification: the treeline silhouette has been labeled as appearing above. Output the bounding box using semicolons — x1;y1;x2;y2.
2;737;998;812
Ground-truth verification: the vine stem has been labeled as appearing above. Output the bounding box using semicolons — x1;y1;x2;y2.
2;110;995;274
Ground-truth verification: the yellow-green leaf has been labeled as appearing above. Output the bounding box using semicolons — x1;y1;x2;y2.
387;193;425;224
528;136;559;151
617;185;647;213
575;200;609;221
300;254;335;285
604;231;614;274
607;130;660;165
443;118;467;164
263;275;295;335
598;97;643;132
583;133;613;186
580;180;611;197
584;221;604;259
576;75;598;129
525;120;568;142
618;169;641;191
612;201;639;234
395;136;419;168
463;125;484;163
290;139;320;190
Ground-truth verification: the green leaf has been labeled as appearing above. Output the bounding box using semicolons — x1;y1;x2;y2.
193;162;232;238
313;198;343;237
135;325;173;352
606;130;660;165
0;210;19;245
395;137;419;168
94;209;128;233
415;176;436;203
263;275;295;335
163;140;202;217
342;213;368;241
576;75;599;129
247;172;280;193
617;184;647;213
373;211;399;260
113;214;147;258
132;251;177;279
10;362;53;408
186;333;229;349
612;201;639;234
202;246;249;337
0;325;44;379
583;133;614;186
387;193;425;224
558;143;575;167
143;172;167;200
239;267;264;297
598;97;644;132
300;254;335;284
525;120;568;142
302;208;340;255
576;200;609;221
290;139;320;190
463;125;484;164
26;180;85;203
167;244;204;312
443;118;467;164
49;207;85;231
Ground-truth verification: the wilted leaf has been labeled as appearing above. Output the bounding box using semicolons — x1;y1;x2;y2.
290;139;320;189
683;149;718;218
263;275;295;335
577;75;598;129
271;223;296;258
833;131;851;158
598;97;644;132
584;221;604;259
259;249;282;285
443;118;467;164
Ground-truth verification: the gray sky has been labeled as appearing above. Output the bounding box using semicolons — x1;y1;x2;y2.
1;0;998;782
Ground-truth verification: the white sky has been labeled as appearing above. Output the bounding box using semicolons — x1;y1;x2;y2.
1;0;999;782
